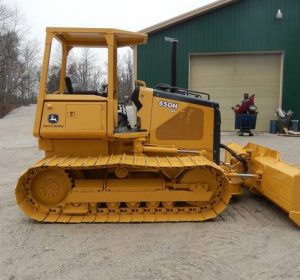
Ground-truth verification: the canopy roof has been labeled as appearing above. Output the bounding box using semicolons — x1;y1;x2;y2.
46;27;148;47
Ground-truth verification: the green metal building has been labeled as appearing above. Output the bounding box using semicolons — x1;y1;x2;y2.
136;0;300;131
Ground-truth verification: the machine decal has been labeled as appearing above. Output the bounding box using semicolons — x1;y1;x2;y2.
159;100;178;112
48;114;59;124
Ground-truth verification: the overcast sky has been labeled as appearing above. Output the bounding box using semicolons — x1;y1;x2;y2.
4;0;215;44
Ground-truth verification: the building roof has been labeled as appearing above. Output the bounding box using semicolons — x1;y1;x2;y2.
140;0;239;34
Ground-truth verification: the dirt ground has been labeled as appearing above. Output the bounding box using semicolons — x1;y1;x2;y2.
1;105;300;280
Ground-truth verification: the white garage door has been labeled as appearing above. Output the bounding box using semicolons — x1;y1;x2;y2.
189;53;282;131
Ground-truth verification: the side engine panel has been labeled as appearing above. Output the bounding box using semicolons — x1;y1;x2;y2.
40;101;107;139
149;90;220;163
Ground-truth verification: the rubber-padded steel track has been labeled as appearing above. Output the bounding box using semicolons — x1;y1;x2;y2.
16;154;231;223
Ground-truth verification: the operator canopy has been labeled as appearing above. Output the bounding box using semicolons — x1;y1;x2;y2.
46;27;148;47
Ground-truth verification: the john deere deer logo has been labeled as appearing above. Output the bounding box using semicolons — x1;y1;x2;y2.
48;114;59;124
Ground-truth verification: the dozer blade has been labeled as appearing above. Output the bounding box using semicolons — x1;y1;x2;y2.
227;142;300;227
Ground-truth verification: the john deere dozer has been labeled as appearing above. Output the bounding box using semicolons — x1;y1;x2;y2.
15;28;300;226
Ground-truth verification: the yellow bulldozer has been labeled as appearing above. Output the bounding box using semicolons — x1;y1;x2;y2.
16;28;300;226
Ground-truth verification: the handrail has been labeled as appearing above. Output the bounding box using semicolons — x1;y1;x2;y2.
154;83;210;100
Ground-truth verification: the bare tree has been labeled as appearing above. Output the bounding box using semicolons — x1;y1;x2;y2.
0;1;12;24
117;50;133;104
0;0;39;117
0;31;21;106
71;49;95;90
46;43;62;93
91;69;103;91
19;40;39;103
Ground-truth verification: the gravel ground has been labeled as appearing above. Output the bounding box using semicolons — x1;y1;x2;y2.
1;105;300;280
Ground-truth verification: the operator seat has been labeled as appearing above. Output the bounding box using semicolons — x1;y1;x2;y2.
65;76;74;94
131;86;142;111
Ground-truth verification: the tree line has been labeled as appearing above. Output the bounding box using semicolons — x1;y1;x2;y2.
0;1;39;117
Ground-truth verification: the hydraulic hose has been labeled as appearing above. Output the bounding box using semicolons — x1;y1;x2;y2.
220;143;248;171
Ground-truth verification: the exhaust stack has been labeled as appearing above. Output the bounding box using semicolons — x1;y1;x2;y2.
165;37;178;88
